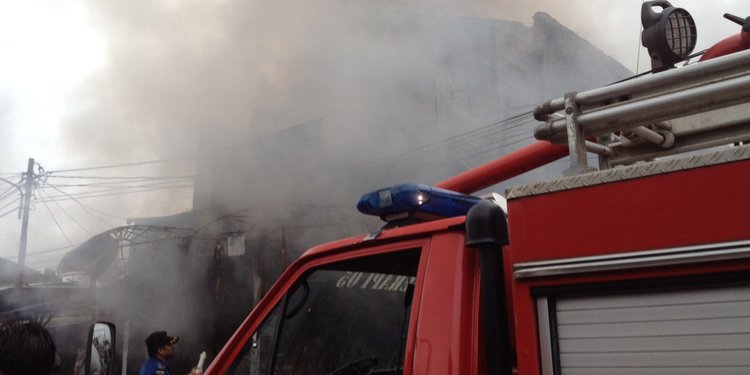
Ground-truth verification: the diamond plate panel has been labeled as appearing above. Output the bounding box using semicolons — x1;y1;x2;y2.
507;145;750;199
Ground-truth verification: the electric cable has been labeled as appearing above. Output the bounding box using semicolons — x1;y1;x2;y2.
0;197;21;216
0;206;19;219
45;174;195;180
0;176;22;197
351;112;538;178
0;186;17;202
45;157;194;174
25;244;80;257
41;181;192;195
39;187;92;235
38;190;74;245
363;118;538;178
48;177;194;188
39;184;193;202
383;111;534;163
44;183;121;227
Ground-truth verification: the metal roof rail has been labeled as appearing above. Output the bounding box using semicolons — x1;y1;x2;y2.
533;48;750;173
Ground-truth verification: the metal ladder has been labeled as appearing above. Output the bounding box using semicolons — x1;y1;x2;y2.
533;48;750;175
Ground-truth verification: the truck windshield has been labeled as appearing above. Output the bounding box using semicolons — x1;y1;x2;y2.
230;249;420;375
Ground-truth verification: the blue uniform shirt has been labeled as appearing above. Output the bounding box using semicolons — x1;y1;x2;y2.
139;356;170;375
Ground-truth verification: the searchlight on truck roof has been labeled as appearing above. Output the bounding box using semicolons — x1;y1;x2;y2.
641;0;697;71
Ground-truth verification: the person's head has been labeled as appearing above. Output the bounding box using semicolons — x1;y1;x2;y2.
0;320;57;375
145;331;179;360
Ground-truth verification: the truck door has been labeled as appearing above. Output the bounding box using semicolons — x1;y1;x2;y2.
222;245;424;375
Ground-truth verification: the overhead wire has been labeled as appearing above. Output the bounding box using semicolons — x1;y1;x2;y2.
352;112;537;179
382;111;534;163
48;177;194;188
0;185;17;202
366;114;539;176
45;157;194;174
39;187;92;235
44;183;121;227
3;241;79;271
39;179;193;197
0;176;22;200
0;197;21;217
0;206;19;219
39;184;193;203
46;174;195;180
38;190;74;245
0;190;19;206
451;123;536;157
420;121;535;163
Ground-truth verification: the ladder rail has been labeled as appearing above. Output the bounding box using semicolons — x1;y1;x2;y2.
533;48;750;170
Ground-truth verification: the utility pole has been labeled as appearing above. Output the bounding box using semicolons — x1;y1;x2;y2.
16;158;35;288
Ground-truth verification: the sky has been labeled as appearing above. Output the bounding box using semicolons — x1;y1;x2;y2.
0;0;745;272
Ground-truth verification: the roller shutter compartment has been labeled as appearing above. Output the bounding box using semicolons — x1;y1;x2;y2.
538;284;750;375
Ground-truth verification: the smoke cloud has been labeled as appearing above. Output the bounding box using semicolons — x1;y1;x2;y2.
12;0;728;373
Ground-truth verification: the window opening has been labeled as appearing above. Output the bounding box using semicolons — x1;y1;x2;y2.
230;250;420;375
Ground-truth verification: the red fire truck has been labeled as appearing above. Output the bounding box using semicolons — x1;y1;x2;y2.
184;2;750;374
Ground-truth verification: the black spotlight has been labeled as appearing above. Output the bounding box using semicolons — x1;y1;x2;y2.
642;1;697;71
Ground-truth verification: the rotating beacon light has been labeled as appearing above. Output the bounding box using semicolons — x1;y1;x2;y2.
356;183;481;223
641;1;697;71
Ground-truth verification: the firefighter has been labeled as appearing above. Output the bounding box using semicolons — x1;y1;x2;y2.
140;331;202;375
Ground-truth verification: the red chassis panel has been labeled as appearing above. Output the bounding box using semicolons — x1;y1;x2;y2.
507;159;750;374
508;159;750;263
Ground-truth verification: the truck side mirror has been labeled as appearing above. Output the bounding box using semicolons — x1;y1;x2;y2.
86;322;116;375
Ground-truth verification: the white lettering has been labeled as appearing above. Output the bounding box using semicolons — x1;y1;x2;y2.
376;274;394;290
361;273;377;289
346;272;363;288
388;276;407;291
336;272;352;288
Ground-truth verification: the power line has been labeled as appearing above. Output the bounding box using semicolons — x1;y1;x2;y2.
45;183;121;227
391;113;534;163
404;122;534;165
0;177;22;202
46;174;195;181
45;181;193;192
38;193;74;245
355;112;538;178
382;111;534;163
39;187;92;235
0;197;21;217
40;180;193;196
0;206;19;219
48;178;194;188
46;157;194;174
38;184;193;202
29;244;80;257
0;186;17;202
35;176;193;200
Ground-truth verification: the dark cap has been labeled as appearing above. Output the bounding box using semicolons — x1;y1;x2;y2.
145;331;179;356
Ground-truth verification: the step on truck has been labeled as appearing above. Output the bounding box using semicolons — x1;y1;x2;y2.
184;2;750;374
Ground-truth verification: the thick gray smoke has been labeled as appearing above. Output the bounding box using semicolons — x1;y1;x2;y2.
11;0;644;373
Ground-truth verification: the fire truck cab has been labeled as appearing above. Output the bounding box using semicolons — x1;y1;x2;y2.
205;2;750;374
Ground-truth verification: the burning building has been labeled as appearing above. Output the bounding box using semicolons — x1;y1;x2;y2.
2;9;629;374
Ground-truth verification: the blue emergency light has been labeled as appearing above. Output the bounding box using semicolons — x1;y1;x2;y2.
356;183;482;222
